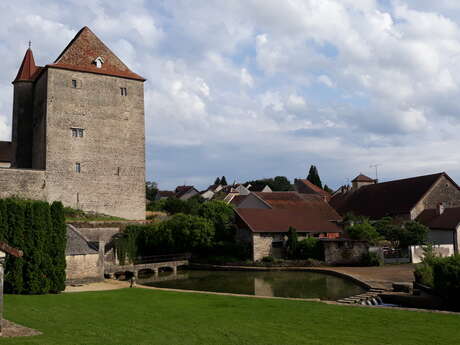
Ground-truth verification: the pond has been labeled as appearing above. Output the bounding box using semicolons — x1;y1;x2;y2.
139;270;366;301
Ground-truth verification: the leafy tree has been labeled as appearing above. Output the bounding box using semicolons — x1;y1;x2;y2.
346;221;381;244
198;201;235;242
146;181;158;201
286;227;298;259
220;176;228;185
214;177;221;185
307;165;323;188
297;238;324;260
245;176;293;192
399;221;428;248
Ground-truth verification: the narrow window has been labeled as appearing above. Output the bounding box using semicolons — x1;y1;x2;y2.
75;162;81;173
116;167;120;176
72;79;77;88
120;87;127;96
71;128;84;137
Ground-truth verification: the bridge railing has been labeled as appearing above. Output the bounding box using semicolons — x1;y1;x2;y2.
133;253;191;265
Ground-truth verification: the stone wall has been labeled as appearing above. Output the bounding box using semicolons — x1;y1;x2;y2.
0;168;46;200
411;175;460;219
252;233;273;261
410;244;455;264
44;68;145;220
323;240;369;265
65;253;103;282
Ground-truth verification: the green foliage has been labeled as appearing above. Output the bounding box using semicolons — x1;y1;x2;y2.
346;221;381;244
307;165;322;188
214;177;221;185
261;256;275;263
360;252;383;266
296;238;324;260
399;221;428;247
0;198;66;295
146;181;158;201
198;201;235;242
162;196;204;215
63;206;125;221
432;255;460;309
146;199;167;211
245;176;294;192
220;176;228;185
286;227;298;259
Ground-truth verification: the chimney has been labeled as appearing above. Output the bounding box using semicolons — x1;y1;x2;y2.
437;202;445;216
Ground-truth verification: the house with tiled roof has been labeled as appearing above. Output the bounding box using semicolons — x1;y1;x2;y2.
294;178;331;201
0;27;146;219
175;186;199;200
234;192;342;261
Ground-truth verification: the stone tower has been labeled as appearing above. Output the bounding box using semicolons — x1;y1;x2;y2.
0;27;146;220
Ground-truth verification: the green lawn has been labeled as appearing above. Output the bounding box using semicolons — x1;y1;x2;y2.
2;288;460;345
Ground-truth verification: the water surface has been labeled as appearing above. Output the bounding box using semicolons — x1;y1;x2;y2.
139;270;365;301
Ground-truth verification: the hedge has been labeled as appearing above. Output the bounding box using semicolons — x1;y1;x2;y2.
0;198;67;294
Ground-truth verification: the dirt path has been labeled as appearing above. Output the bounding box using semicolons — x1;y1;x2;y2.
64;279;129;292
0;320;41;337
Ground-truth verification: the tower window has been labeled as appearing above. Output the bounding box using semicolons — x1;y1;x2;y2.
120;87;127;96
75;163;81;173
94;56;105;68
71;79;77;88
71;128;84;137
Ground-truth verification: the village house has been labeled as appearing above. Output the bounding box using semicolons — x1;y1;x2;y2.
174;186;199;200
330;172;460;255
234;192;342;261
0;27;146;220
294;178;331;201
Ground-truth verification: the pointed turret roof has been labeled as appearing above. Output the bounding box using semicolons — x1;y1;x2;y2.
13;48;39;82
47;26;145;81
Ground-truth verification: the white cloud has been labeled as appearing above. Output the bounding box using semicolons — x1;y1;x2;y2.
317;75;335;88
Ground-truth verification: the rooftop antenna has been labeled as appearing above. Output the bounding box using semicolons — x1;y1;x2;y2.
370;164;380;181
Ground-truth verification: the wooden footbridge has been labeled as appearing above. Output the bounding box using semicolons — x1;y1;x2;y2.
105;253;190;278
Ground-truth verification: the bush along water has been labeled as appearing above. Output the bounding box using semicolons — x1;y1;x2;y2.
0;198;67;294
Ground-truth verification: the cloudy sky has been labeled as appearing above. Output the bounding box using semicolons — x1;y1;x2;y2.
1;0;460;190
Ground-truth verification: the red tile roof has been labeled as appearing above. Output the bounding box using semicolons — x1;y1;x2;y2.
49;27;145;81
417;207;460;230
13;48;39;82
0;141;12;162
330;172;455;219
0;241;23;257
352;174;375;182
236;192;342;233
295;179;331;200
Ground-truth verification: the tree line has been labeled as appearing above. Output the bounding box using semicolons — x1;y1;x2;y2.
0;198;67;294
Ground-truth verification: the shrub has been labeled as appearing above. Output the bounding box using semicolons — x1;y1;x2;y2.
261;256;275;263
198;201;234;242
414;263;434;287
285;227;298;259
432;255;460;309
346;221;381;244
360;252;383;267
297;238;323;260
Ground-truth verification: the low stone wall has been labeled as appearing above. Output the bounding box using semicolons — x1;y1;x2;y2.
323;240;369;265
410;244;455;264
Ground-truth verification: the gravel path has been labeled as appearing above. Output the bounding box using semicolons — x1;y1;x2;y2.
0;320;41;337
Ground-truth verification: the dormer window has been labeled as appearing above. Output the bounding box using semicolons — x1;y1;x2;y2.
94;56;104;68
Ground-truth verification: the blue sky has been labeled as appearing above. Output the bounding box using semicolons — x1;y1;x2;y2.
1;0;460;190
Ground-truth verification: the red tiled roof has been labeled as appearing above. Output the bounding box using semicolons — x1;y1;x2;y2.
175;186;196;198
236;191;342;233
330;172;453;219
295;179;331;200
417;207;460;230
352;174;375;182
235;205;342;233
158;191;175;198
0;241;23;257
0;141;12;162
13;48;39;82
48;26;145;81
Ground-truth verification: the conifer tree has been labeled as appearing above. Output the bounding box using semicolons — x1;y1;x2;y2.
214;177;221;185
220;176;228;185
307;165;323;189
50;201;67;292
4;199;25;294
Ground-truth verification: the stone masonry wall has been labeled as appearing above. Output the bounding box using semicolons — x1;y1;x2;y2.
0;168;46;200
411;175;460;219
65;254;103;282
252;233;273;261
323;241;369;265
44;68;145;220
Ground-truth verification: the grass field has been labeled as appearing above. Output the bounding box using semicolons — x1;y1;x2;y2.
2;288;460;345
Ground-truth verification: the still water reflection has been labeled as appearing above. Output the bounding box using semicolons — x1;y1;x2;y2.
139;270;365;301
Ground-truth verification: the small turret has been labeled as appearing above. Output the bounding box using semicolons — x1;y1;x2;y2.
352;173;376;190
